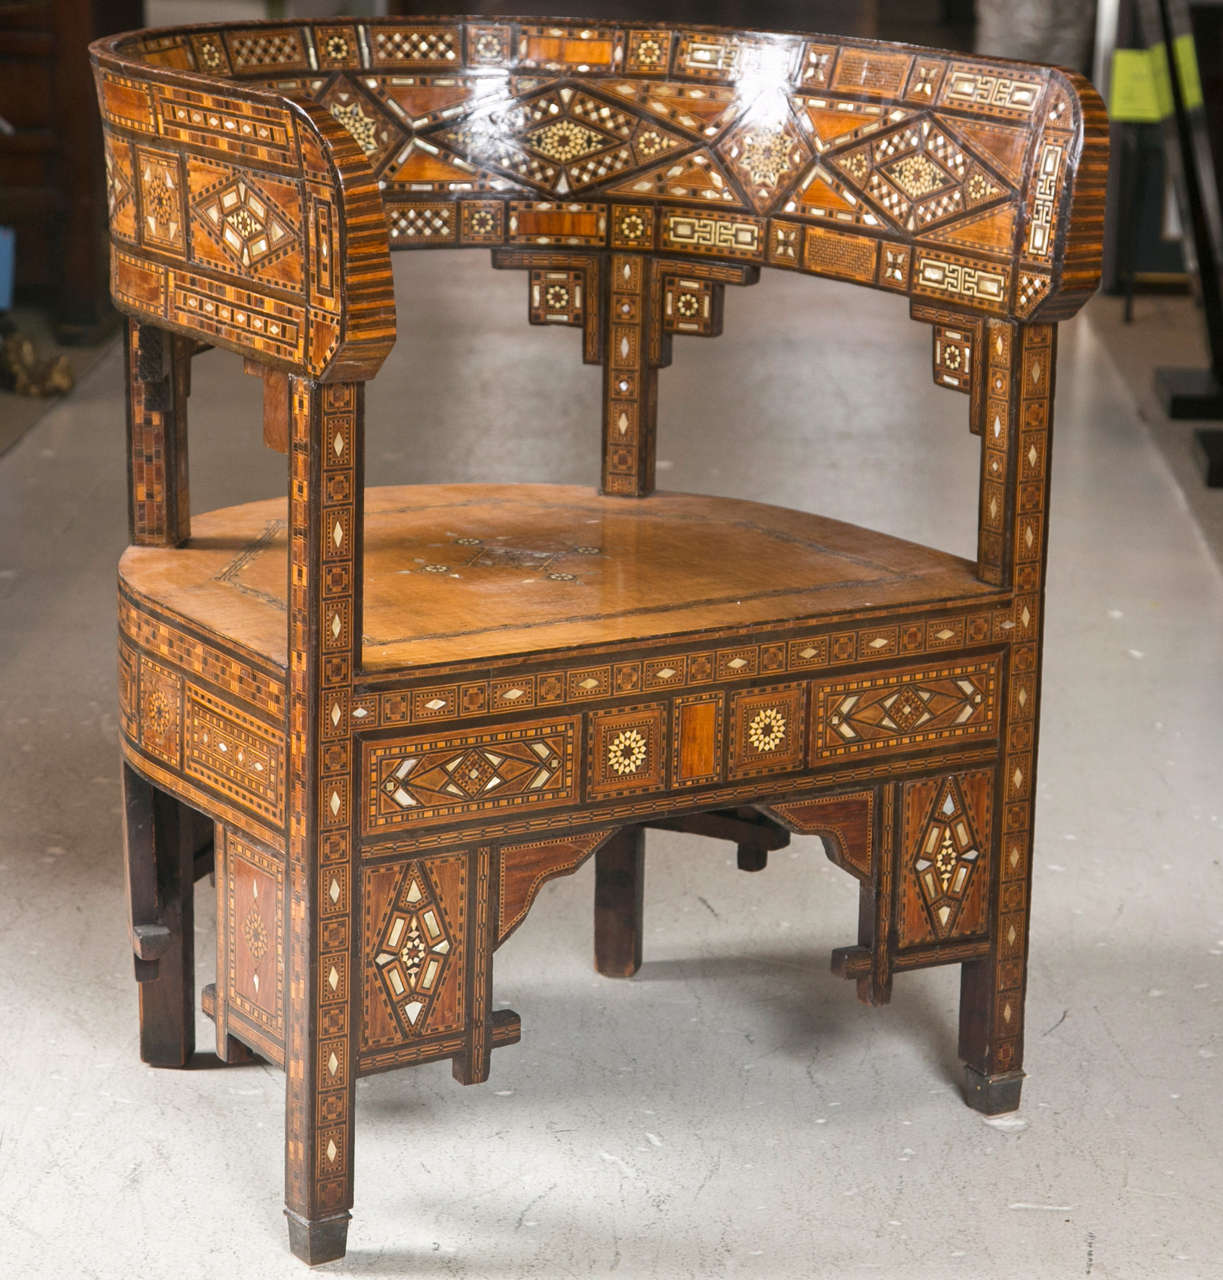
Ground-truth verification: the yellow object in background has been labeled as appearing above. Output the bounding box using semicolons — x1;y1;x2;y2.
1111;36;1204;123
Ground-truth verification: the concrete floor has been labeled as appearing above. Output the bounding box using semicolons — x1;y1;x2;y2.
1;253;1221;1279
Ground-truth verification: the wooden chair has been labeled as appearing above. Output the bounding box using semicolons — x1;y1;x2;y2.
91;16;1107;1264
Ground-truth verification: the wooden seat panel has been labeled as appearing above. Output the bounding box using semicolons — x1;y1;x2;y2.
119;483;998;670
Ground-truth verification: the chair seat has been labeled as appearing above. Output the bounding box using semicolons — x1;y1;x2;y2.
119;483;998;672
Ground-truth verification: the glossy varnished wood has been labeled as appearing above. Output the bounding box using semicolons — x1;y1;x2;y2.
93;13;1106;1266
118;483;1000;670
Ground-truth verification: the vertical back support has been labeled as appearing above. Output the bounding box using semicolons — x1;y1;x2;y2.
603;254;658;495
126;319;191;546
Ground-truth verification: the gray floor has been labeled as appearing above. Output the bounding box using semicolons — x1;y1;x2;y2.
1;253;1221;1279
1089;291;1223;573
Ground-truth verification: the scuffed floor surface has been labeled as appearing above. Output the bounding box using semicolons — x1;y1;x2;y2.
1;253;1220;1279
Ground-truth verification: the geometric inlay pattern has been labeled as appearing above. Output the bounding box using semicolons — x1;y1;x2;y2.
224;830;285;1042
728;683;806;778
718;110;810;211
829;115;1009;233
912;775;981;938
319;78;405;171
587;704;666;799
373;862;453;1037
812;658;999;760
439;85;689;196
364;718;578;830
195;179;294;268
138;149;184;251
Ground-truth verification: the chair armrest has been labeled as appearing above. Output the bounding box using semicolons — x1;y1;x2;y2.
1021;68;1110;323
91;39;396;381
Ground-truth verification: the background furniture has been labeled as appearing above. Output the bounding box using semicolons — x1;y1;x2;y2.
91;15;1106;1264
0;0;141;339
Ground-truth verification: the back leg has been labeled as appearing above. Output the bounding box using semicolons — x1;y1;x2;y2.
121;761;196;1067
594;827;645;977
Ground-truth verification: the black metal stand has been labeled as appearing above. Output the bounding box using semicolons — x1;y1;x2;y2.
1195;427;1223;482
1155;367;1223;416
1145;0;1223;477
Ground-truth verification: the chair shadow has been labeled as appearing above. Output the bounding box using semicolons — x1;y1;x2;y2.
629;947;962;1087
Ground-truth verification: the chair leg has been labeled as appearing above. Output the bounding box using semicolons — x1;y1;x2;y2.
286;1209;351;1267
957;785;1033;1114
284;1065;356;1264
736;843;768;872
594;827;645;977
453;845;497;1086
958;955;1026;1114
121;761;196;1068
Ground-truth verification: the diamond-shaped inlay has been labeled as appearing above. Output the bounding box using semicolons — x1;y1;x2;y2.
326;1138;338;1163
912;777;982;939
329;876;341;904
374;862;454;1038
526;119;607;163
328;965;339;991
328;1051;339;1076
720;108;810;212
885;683;930;732
884;150;949;199
197;179;293;268
448;748;502;797
373;724;570;822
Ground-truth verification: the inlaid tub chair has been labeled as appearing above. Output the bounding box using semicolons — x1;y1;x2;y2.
91;15;1107;1264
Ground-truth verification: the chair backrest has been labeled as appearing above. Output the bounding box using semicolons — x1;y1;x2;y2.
91;16;1107;492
